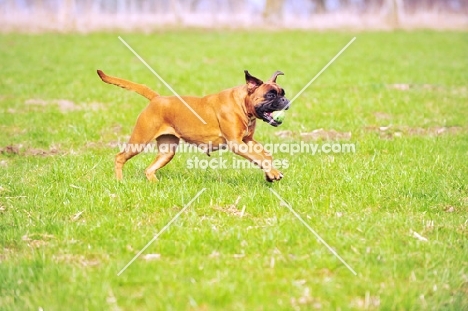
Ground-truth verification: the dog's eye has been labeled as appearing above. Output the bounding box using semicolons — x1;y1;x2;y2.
266;91;277;99
280;89;285;96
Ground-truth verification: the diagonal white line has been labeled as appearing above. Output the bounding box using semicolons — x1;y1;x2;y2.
269;188;357;276
117;188;206;276
286;37;356;108
118;36;207;125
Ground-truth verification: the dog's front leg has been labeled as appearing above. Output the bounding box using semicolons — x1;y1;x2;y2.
227;140;283;182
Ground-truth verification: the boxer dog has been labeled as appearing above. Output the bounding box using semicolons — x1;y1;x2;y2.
97;70;290;182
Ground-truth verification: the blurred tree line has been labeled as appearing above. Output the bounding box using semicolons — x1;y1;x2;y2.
1;0;466;15
0;0;466;30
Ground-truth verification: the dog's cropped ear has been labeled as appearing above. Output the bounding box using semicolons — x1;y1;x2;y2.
268;70;284;83
244;70;263;93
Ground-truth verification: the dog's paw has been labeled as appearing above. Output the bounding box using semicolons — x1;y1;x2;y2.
265;169;283;182
145;172;159;182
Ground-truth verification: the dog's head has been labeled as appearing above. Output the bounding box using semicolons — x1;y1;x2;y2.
244;70;290;127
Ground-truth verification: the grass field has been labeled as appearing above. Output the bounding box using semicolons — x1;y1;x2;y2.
1;30;467;310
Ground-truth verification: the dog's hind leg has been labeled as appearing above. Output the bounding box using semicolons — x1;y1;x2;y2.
115;150;137;180
144;135;180;182
115;138;150;180
115;116;160;180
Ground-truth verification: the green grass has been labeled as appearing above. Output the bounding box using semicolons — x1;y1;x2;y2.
1;30;468;310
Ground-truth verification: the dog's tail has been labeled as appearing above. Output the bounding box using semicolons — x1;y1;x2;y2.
97;70;159;100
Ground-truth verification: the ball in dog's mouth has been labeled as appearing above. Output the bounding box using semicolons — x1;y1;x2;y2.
272;111;285;123
263;111;285;127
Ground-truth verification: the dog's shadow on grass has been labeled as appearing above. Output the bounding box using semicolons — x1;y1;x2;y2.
116;168;279;189
161;168;275;187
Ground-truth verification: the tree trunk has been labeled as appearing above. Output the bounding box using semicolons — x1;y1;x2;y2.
315;0;326;13
387;0;403;28
262;0;284;24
